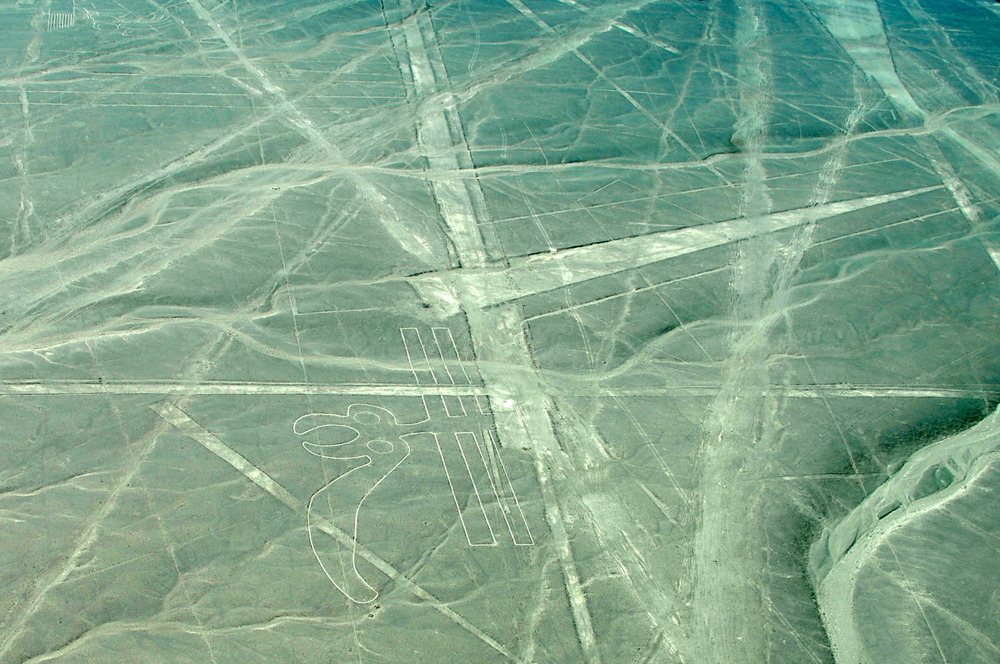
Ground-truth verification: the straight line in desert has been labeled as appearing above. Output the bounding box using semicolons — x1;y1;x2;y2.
0;381;990;400
411;185;943;308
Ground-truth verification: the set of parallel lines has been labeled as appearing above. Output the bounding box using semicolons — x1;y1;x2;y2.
400;326;479;417
46;12;74;31
401;327;532;547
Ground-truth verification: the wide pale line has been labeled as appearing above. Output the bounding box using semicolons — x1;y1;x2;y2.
400;2;603;660
2;381;991;400
151;401;302;511
1;381;485;396
149;401;519;663
416;185;943;308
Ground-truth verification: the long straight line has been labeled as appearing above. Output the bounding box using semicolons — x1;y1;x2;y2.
418;185;944;309
0;381;485;396
396;3;603;661
1;381;992;400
